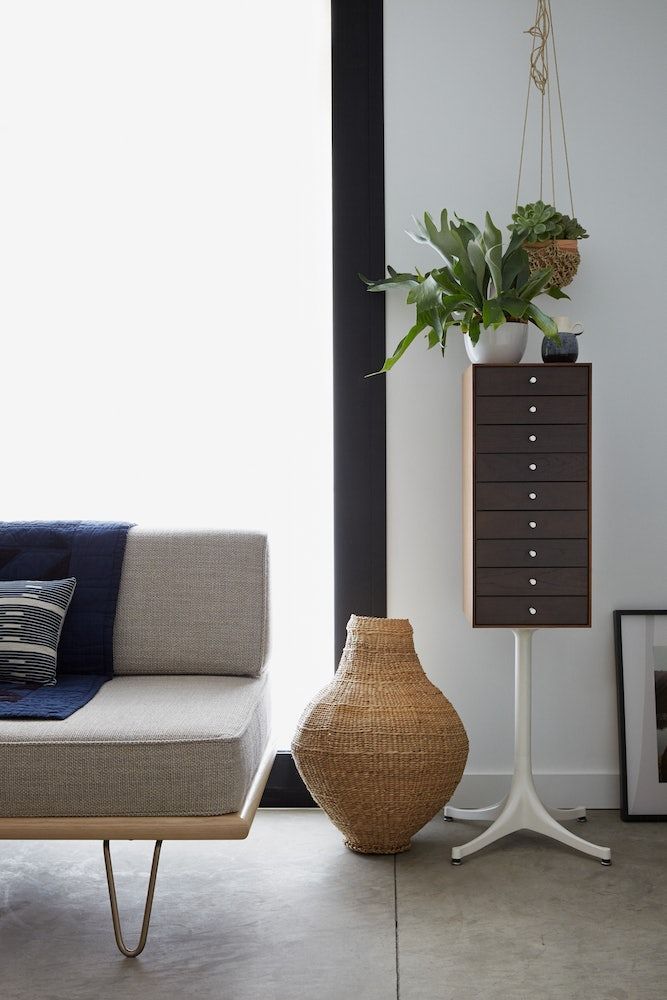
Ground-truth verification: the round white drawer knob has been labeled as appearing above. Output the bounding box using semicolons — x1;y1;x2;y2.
529;463;537;471
529;578;537;586
529;376;537;384
529;492;537;500
529;607;537;615
529;434;537;442
529;405;537;413
529;550;537;558
529;521;537;528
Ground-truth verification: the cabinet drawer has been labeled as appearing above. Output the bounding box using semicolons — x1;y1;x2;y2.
476;482;588;510
475;510;588;539
475;365;589;396
476;539;588;567
476;395;589;425
475;596;589;626
476;567;588;596
476;453;587;482
475;424;588;453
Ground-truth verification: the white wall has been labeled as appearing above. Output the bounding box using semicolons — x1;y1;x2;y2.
384;0;667;805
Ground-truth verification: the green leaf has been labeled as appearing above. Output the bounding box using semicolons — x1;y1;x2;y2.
501;248;529;290
502;228;527;260
467;239;487;294
525;303;559;340
427;304;445;343
482;298;505;329
482;213;503;293
482;212;503;253
366;320;427;376
516;256;530;288
360;266;420;292
407;209;459;263
546;285;570;300
468;313;481;345
433;268;461;294
454;215;481;241
441;292;473;311
406;272;441;314
451;250;482;309
518;267;554;301
484;242;503;295
459;307;474;336
496;294;529;319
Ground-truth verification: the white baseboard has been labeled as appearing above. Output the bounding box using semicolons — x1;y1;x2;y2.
450;772;620;809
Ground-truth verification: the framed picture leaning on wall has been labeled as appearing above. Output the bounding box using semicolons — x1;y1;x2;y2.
615;610;667;821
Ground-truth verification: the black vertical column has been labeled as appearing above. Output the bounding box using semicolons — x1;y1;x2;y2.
332;0;387;662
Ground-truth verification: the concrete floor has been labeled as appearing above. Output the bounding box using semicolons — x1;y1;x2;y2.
1;810;666;1000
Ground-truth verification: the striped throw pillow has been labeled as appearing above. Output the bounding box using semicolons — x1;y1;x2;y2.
0;579;77;686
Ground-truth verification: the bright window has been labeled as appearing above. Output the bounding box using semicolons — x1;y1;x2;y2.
0;1;333;746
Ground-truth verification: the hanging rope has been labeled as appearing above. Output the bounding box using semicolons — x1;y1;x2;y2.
515;1;540;209
547;63;556;206
515;0;575;216
526;0;550;200
526;0;550;94
547;0;575;216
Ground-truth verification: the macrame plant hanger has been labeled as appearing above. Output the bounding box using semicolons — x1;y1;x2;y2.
515;0;580;287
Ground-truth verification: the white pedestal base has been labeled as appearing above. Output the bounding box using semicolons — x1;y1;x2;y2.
445;629;611;866
445;798;587;824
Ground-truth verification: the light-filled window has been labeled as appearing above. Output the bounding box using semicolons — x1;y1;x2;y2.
0;1;333;746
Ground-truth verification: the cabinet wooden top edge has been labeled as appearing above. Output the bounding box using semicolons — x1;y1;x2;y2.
469;362;591;368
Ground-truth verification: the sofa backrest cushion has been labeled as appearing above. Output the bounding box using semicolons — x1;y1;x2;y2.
113;528;269;678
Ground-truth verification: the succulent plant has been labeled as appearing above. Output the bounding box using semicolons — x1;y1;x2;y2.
511;201;563;240
360;210;568;374
510;200;589;242
559;216;589;240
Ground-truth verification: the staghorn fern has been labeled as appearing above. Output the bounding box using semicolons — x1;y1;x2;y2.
360;210;568;374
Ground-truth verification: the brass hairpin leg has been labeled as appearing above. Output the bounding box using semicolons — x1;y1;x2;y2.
103;840;163;957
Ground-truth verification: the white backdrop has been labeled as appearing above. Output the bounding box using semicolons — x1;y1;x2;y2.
0;1;333;747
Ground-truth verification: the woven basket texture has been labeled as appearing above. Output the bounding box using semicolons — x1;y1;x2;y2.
291;615;469;854
525;239;580;288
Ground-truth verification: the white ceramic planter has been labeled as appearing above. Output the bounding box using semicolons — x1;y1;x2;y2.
464;321;528;364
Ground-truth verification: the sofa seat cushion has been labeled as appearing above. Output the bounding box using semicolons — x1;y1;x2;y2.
0;674;270;817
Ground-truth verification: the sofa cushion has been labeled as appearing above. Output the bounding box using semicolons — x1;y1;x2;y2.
0;674;270;817
113;529;269;678
0;578;76;686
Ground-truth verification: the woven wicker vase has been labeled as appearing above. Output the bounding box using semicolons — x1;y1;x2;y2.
292;615;469;854
525;239;580;288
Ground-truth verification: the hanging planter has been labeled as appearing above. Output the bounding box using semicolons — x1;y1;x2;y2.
524;239;579;288
513;1;588;288
510;200;587;288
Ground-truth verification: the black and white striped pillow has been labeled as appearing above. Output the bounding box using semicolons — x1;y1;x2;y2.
0;579;77;686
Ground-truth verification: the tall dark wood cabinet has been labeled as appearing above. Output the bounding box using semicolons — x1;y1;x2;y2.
463;363;591;628
454;362;610;865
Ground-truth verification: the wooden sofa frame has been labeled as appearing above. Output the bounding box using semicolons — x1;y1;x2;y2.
0;742;275;956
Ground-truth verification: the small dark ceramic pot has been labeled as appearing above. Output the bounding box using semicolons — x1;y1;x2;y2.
542;330;581;364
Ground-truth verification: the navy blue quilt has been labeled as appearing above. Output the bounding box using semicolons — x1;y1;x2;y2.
0;675;110;720
0;521;132;719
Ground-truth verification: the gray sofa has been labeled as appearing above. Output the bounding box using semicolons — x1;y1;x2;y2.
0;528;274;955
